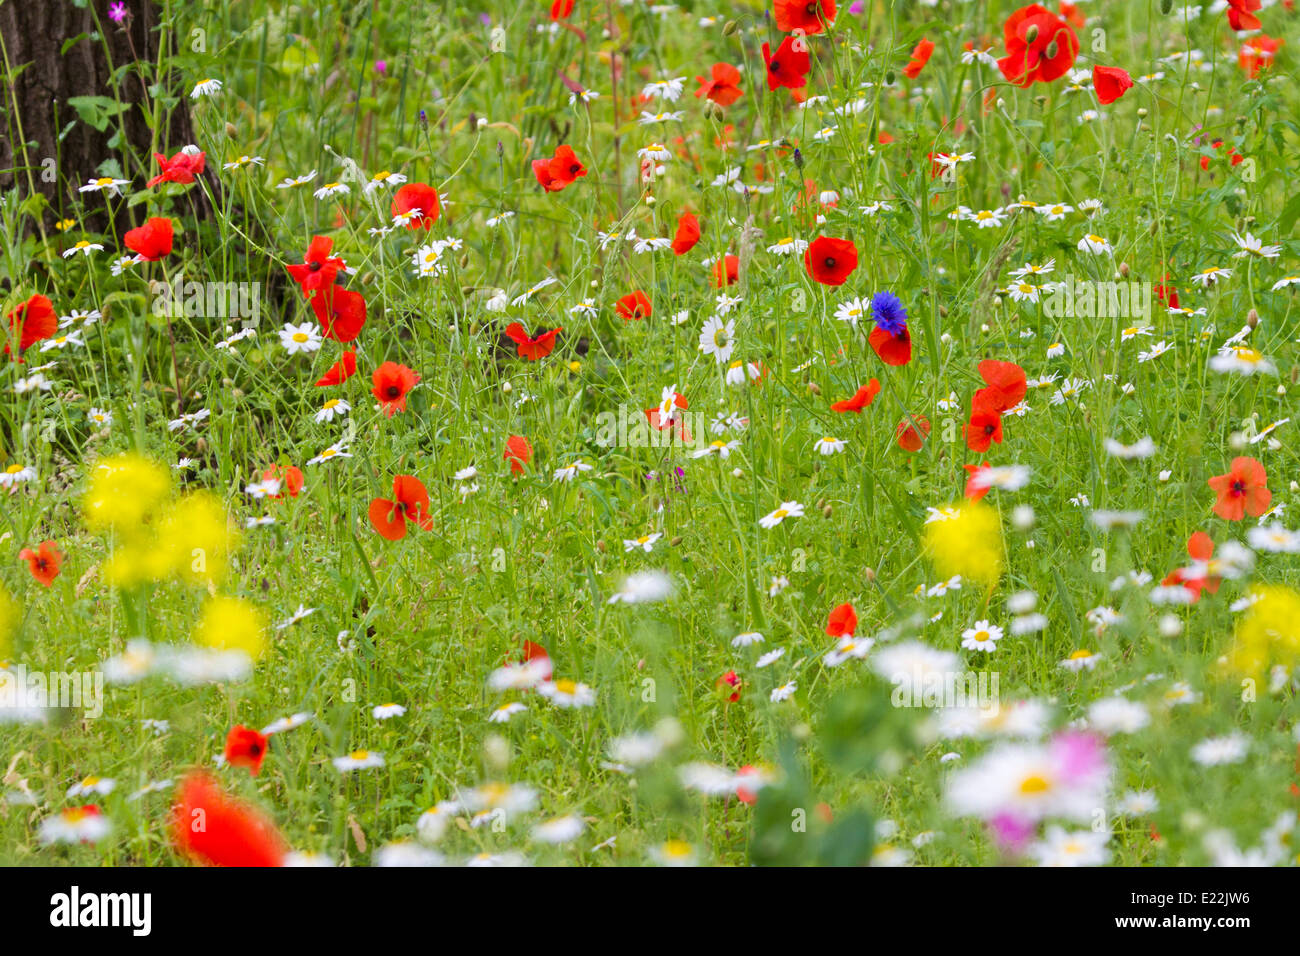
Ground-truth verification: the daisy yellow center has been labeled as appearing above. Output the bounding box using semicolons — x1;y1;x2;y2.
1019;774;1051;795
323;399;339;410
374;170;391;180
553;678;578;695
292;332;309;343
325;182;340;189
974;630;989;642
81;776;99;787
772;508;788;519
7;465;23;474
976;210;994;220
636;535;651;544
1069;649;1092;660
95;177;114;186
349;749;369;760
321;448;336;458
1088;234;1104;243
63;807;92;823
662;840;692;858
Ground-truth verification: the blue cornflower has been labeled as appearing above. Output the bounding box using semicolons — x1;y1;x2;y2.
870;291;909;336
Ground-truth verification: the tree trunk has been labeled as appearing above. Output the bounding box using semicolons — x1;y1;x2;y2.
0;0;214;235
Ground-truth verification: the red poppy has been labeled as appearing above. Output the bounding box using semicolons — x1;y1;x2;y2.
672;211;701;255
1155;275;1179;310
773;0;835;35
286;236;345;296
1162;531;1220;602
1059;1;1085;28
315;349;358;387
964;402;1004;453
826;602;857;637
762;36;811;92
124;217;174;261
903;38;935;80
504;435;533;475
896;415;930;452
695;63;744;106
371;361;420;417
391;182;440;229
261;464;304;500
147;148;206;188
963;463;992;502
1200;139;1245;171
4;294;57;357
616;290;652;320
533;145;587;192
1227;0;1262;31
1208;457;1271;521
224;725;269;776
997;4;1080;88
712;254;740;288
803;236;858;286
976;360;1027;411
19;540;62;588
830;379;881;413
522;639;554;680
505;322;562;361
1239;35;1282;78
369;475;434;540
716;669;742;703
1092;65;1133;105
645;391;692;442
868;325;912;366
550;0;576;19
311;284;367;343
736;764;765;805
170;771;287;867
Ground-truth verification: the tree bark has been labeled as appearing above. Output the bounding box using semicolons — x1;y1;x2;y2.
0;0;214;234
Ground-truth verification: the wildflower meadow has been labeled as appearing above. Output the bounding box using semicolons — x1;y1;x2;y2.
2;0;1300;881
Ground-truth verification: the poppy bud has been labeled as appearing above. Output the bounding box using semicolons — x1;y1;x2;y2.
225;122;238;140
1119;261;1130;277
1044;39;1059;59
1025;24;1040;42
196;437;208;453
807;382;821;395
596;539;606;552
1248;308;1259;329
1160;0;1173;11
939;305;949;317
723;19;738;35
822;504;833;518
670;536;682;546
864;567;876;581
884;70;896;86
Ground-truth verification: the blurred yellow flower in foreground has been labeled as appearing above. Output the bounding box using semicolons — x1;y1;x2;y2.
195;596;267;661
923;502;1003;587
1226;585;1300;678
82;453;170;534
0;583;16;658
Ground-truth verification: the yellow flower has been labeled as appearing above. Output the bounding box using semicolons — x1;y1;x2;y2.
923;502;1003;587
1225;585;1300;678
156;492;238;586
82;453;171;535
194;596;267;661
0;583;16;658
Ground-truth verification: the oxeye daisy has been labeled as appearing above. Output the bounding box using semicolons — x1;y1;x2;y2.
488;702;527;723
961;620;1003;652
333;749;385;772
623;532;663;553
537;678;596;708
813;436;846;455
190;77;223;98
759;501;804;528
279;322;322;355
314;397;351;422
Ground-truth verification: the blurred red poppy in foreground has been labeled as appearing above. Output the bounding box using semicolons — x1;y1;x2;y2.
224;725;269;776
369;475;434;540
505;323;562;360
311;285;367;342
171;772;286;867
1208;457;1270;521
1227;0;1262;31
19;540;63;587
712;255;740;288
904;39;935;79
773;0;834;35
